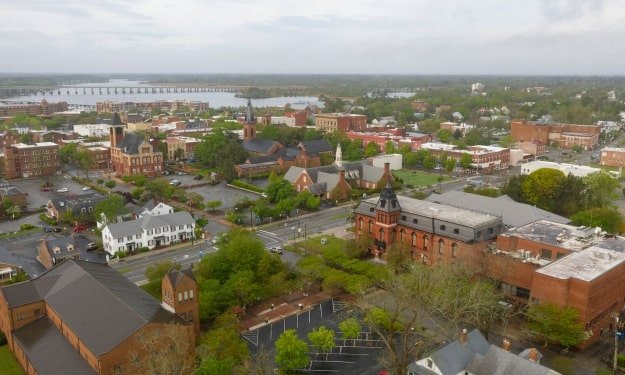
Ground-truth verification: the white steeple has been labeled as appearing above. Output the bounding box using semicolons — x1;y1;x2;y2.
335;143;343;167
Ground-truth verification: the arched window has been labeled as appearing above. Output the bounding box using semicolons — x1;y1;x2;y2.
423;235;429;250
359;218;363;231
411;232;417;246
391;229;396;242
368;220;372;234
452;243;459;258
438;239;445;255
400;229;405;243
379;228;385;241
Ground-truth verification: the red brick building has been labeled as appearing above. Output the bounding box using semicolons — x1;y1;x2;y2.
0;260;197;375
285;110;308;126
315;113;367;133
353;186;503;261
420;142;510;172
4;142;60;179
110;127;163;177
162;268;200;337
510;120;600;150
600;147;625;167
0;100;68;117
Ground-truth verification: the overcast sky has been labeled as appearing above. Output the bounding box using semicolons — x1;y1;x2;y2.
1;0;624;75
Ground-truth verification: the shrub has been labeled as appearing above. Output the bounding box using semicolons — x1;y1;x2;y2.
137;247;150;253
20;223;36;231
96;178;104;184
231;179;263;193
39;213;57;225
105;180;117;188
115;251;127;259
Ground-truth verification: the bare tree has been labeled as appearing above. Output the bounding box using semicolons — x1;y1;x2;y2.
358;263;507;375
128;323;195;375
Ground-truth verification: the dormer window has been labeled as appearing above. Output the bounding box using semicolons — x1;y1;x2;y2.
67;244;74;252
380;199;386;208
53;246;61;254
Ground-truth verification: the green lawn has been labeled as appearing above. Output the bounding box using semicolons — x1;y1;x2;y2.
0;345;24;375
392;169;450;187
286;236;347;256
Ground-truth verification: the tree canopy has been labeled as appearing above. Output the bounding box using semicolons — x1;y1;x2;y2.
526;302;586;348
275;329;310;372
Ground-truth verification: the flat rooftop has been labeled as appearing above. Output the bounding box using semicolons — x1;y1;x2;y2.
536;246;625;281
500;220;598;251
13;142;58;148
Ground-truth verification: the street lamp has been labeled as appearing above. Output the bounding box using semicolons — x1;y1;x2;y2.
291;226;297;241
613;312;620;375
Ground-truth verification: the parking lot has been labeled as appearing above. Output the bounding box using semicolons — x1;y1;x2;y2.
186;181;261;210
243;299;385;375
10;175;101;210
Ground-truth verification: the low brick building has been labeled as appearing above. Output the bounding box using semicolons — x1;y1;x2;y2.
3;142;60;179
353;185;503;262
600;147;625;167
315;113;367;133
37;235;81;269
0;99;68;117
0;259;197;375
510;120;600;150
165;136;199;161
420;142;510;172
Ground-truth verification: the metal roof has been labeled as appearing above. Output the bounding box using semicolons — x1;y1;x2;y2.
105;211;194;239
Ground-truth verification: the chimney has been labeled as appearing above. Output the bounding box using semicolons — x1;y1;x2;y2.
502;338;511;352
458;328;468;343
338;168;346;183
528;348;538;362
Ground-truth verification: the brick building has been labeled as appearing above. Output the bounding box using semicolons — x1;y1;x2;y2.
514;141;546;157
420;142;510;172
37;235;81;269
110;127;163;177
510;120;600;150
83;145;111;170
285;110;308;126
0;100;68;117
353;185;503;262
315;113;367;133
165;136;199;161
486;220;625;348
162;268;200;337
0;259;197;375
600;147;625;167
96;100;208;113
4;142;60;179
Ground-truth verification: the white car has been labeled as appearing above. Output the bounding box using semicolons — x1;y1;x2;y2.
82;186;91;191
57;188;69;193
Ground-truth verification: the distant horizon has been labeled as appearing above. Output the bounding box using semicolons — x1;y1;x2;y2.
2;1;625;75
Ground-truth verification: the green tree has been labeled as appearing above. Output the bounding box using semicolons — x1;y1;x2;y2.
423;154;437;170
459;153;473;169
197;312;250;374
437;129;452;143
385;141;397;155
364;142;380;158
522;168;566;212
265;178;297;203
6;205;21;220
498;134;516;148
275;330;310;373
526;302;586;348
94;194;127;226
584;172;620;209
444;158;456;173
339;318;361;346
205;200;223;212
570;207;624;233
308;326;336;360
195;129;247;181
186;192;204;208
501;175;527;203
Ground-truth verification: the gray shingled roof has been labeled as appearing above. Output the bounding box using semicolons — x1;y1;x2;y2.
467;346;557;375
242;139;280;154
3;260;187;357
117;133;148;154
43;235;80;261
299;139;333;155
105;211;194;239
166;267;195;288
12;317;96;375
424;191;570;227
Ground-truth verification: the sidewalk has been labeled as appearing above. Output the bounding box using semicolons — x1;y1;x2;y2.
108;238;209;265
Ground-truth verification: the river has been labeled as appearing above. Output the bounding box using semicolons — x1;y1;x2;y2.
2;79;324;110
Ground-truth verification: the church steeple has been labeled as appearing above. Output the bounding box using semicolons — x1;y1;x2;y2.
335;143;343;167
243;98;256;141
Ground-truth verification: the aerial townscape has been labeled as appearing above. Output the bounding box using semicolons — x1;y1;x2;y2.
2;1;625;375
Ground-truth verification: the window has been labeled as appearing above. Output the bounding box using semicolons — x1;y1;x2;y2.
148;230;153;235
178;293;183;302
17;313;24;321
401;215;406;221
413;218;418;224
113;364;122;374
399;229;404;243
155;228;161;234
359;218;363;231
411;232;417;246
488;227;494;234
439;225;446;231
438;239;445;254
127;236;132;241
540;248;553;260
188;311;193;322
189;290;194;299
184;291;189;300
476;231;482;238
34;308;41;316
379;228;385;241
423;235;429;250
427;359;433;369
368;220;372;234
452;243;458;258
453;228;459;234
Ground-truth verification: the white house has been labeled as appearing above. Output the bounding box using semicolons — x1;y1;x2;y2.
96;201;174;229
73;124;112;138
102;211;195;255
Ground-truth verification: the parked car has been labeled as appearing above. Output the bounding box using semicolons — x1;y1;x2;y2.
72;224;86;232
53;227;63;233
169;179;182;186
40;187;51;192
86;242;98;251
57;188;69;193
82;186;91;191
269;245;283;254
178;171;186;176
193;175;203;180
43;226;53;233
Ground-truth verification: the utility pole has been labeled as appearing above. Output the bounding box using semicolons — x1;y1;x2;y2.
613;312;619;375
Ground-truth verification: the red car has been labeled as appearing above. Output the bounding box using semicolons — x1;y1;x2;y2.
72;224;86;232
